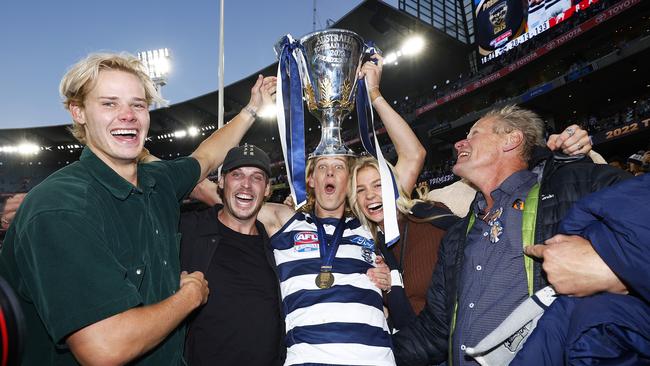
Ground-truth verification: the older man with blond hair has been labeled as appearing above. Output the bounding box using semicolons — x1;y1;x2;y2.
393;105;629;366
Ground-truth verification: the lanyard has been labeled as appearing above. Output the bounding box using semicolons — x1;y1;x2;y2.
313;214;346;289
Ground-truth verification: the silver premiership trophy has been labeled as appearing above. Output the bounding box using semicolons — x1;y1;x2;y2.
300;29;365;156
284;29;366;157
275;29;401;246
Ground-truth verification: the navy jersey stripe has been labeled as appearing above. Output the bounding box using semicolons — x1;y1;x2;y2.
271;214;367;251
545;0;562;8
283;285;383;315
270;211;307;243
286;322;392;348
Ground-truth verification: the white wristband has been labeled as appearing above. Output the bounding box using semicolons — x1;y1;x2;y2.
390;269;404;288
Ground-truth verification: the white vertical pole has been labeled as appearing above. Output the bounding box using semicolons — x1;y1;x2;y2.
217;0;226;177
218;0;225;130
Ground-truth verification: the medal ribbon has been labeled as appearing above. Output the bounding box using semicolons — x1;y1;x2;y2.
276;35;307;208
313;214;347;272
355;46;400;247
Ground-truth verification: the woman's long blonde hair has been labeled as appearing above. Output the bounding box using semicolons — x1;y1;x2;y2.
347;156;413;242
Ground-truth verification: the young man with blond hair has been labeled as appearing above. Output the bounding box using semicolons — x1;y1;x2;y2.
0;52;273;365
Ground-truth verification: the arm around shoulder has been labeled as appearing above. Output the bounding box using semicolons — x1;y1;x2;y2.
258;202;295;237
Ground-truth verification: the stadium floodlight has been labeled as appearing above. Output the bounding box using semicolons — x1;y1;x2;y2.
380;35;424;67
174;130;187;139
18;143;40;155
0;144;40;155
384;52;398;64
137;48;171;106
401;35;425;56
188;126;199;137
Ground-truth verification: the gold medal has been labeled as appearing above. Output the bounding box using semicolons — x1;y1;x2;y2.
315;271;334;289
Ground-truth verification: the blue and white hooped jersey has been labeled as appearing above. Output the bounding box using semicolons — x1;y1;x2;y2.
271;212;396;366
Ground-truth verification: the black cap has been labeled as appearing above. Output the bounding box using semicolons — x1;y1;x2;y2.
628;151;645;165
222;144;271;177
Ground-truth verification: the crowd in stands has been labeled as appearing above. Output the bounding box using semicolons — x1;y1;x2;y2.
0;168;50;194
574;94;650;134
392;0;647;123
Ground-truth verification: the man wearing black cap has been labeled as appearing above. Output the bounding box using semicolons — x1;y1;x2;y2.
179;144;283;366
627;150;646;175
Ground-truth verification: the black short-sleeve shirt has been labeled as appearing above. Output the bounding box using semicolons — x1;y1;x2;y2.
0;147;200;365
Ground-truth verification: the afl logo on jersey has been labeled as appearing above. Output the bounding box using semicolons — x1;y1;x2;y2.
294;232;320;252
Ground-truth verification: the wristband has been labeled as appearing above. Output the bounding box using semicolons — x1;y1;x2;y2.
390;269;404;288
243;106;257;119
371;95;385;106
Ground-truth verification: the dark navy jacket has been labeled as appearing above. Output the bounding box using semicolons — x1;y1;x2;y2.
559;173;650;302
511;173;650;366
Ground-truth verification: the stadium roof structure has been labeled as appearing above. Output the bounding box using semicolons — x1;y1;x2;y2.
0;0;471;163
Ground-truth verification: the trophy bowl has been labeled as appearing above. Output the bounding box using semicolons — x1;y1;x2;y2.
299;29;366;157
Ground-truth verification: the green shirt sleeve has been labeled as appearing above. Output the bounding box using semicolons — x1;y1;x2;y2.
145;156;201;201
14;210;142;344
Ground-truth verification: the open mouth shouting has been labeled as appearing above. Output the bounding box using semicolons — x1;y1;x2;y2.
324;183;337;195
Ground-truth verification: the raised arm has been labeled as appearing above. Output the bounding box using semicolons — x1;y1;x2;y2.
191;75;276;181
360;54;426;194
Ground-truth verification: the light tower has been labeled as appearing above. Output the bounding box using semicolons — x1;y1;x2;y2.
137;48;171;108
